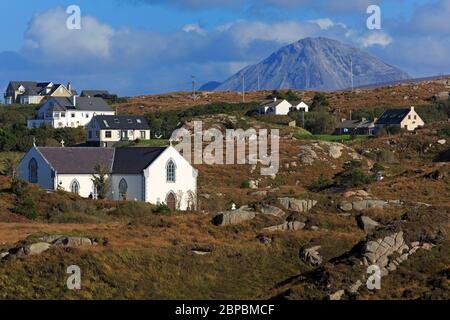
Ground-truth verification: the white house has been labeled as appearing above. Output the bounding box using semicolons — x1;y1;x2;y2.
258;98;292;115
375;107;425;132
87;115;151;147
291;101;310;113
17;145;198;211
4;81;75;105
27;96;115;129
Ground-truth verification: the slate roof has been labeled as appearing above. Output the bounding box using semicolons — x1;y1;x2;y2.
375;109;411;125
37;147;167;174
47;97;114;112
259;99;287;108
112;147;166;174
9;81;68;96
38;147;115;174
94;115;150;130
335;119;361;129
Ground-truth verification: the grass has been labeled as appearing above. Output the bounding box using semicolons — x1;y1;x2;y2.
128;139;170;147
295;134;370;142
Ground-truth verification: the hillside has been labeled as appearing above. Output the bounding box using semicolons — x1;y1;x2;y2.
214;37;410;92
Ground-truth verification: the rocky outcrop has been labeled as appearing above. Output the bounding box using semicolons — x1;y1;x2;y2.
357;216;380;231
300;246;323;266
260;205;285;217
338;199;388;212
265;221;306;232
24;242;51;255
278;198;317;213
212;206;256;226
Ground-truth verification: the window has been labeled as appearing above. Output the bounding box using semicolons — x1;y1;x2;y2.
28;158;38;183
119;178;128;200
96;131;100;138
105;131;112;138
61;112;66;118
140;131;146;139
70;179;80;195
414;115;417;120
166;160;176;183
408;115;411;120
71;113;75;118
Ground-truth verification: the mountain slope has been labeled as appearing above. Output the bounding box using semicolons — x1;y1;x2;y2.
215;37;410;92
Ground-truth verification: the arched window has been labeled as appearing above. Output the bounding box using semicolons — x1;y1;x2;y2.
166;160;176;183
28;158;38;183
119;178;128;200
70;179;80;195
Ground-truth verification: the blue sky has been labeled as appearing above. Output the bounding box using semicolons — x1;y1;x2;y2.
0;0;448;96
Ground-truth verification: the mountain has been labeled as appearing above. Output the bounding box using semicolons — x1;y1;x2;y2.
199;81;222;91
215;37;410;92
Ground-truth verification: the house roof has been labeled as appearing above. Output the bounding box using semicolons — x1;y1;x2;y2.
94;115;150;130
375;108;412;125
112;147;167;174
81;90;110;97
335;120;362;129
47;97;114;112
260;99;288;108
38;147;115;174
9;81;70;97
9;81;37;91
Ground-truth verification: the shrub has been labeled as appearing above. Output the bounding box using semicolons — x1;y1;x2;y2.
10;178;38;220
309;174;334;192
240;180;251;189
438;125;450;136
334;161;373;188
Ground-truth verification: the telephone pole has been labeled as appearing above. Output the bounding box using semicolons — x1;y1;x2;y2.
350;58;354;91
191;75;197;100
242;74;245;103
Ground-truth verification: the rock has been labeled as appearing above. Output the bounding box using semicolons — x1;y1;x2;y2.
411;241;420;248
200;193;211;199
298;145;318;165
437;139;446;145
54;237;93;247
310;226;319;231
343;191;356;198
387;262;397;272
256;235;272;245
278;197;317;213
357;216;380;231
39;235;64;243
328;144;344;159
355;190;370;197
300;246;323;266
212;206;256;226
24;242;51;255
0;252;9;259
338;202;353;212
248;180;259;189
250;190;268;197
192;249;212;255
265;221;306;232
347;280;362;294
398;244;409;254
260;205;285;217
329;290;345;300
353;200;388;211
422;243;435;250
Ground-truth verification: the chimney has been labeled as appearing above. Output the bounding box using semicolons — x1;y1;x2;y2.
361;117;366;122
274;97;277;102
341;118;346;123
411;106;415;111
72;95;76;106
67;82;71;91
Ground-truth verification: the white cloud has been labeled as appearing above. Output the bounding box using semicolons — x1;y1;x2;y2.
183;23;207;35
359;32;393;48
308;18;334;30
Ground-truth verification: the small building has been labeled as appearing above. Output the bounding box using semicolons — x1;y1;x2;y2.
27;96;115;129
375;107;425;132
17;145;198;211
258;98;292;115
334;118;376;135
87;115;151;147
4;81;74;105
291;101;310;113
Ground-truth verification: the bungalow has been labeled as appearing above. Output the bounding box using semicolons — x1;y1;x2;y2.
375;107;425;132
17;145;198;211
4;81;74;105
87;115;151;147
259;98;292;115
334;118;376;135
291;101;310;113
27;96;115;129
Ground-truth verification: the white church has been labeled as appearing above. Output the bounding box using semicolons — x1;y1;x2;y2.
17;145;198;211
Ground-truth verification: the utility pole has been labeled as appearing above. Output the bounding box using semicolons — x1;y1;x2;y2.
191;76;197;100
257;66;260;92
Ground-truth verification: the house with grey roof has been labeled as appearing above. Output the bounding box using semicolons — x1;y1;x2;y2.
375;107;425;132
27;96;115;129
4;81;74;105
17;145;198;211
259;98;293;115
87;115;151;147
334;118;376;135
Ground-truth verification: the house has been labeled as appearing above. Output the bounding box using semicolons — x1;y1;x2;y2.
80;90;110;98
291;101;310;113
17;145;198;211
87;115;151;147
375;107;425;132
258;98;292;115
4;81;74;105
27;96;115;129
334;118;376;135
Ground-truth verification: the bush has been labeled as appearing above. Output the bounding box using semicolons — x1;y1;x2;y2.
438;125;450;136
290;110;336;134
334;161;373;188
309;174;334;192
10;178;38;220
240;180;251;189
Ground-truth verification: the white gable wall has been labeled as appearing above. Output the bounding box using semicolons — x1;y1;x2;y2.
56;174;99;198
266;100;292;115
144;146;197;210
17;146;55;190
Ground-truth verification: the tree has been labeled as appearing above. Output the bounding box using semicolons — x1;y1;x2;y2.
91;162;110;199
310;92;330;111
1;155;19;177
303;110;337;134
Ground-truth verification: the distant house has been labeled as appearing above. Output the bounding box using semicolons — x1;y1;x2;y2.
291;101;310;113
27;96;115;129
375;107;424;132
259;98;292;115
87;115;151;147
335;118;376;135
4;81;74;105
17;145;198;210
80;90;110;98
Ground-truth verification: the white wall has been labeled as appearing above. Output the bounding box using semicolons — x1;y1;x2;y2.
267;100;292;115
144;146;197;210
110;174;143;201
56;174;99;198
17;146;55;190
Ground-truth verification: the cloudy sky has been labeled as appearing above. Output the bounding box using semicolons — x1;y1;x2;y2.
0;0;449;96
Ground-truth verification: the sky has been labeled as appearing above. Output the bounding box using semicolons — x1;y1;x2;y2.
0;0;449;96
